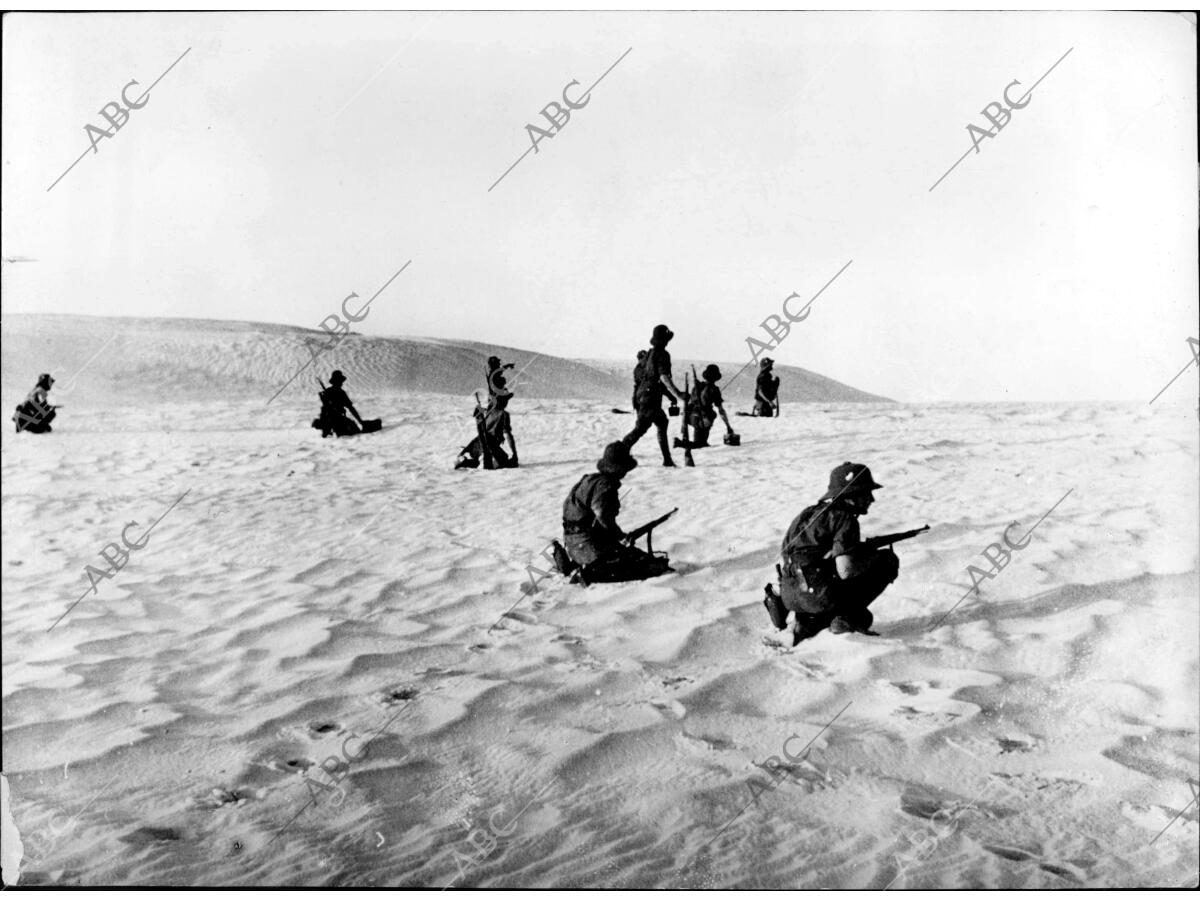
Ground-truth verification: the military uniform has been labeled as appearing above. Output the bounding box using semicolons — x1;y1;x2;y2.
754;363;780;417
317;383;361;436
689;380;723;447
13;375;56;434
622;325;679;466
559;442;671;582
768;462;899;641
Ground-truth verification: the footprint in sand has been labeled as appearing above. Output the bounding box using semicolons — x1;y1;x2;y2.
661;675;692;687
381;686;419;704
196;787;257;809
893;706;961;726
650;698;687;719
890;681;923;696
552;634;585;645
997;737;1034;754
121;825;185;845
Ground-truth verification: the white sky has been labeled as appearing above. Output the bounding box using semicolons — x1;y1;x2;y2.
1;10;1196;401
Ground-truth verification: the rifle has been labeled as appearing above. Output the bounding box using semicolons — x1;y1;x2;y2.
624;507;678;555
680;373;694;467
821;524;929;558
473;392;495;470
862;525;930;551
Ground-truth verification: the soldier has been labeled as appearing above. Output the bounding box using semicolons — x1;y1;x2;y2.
622;324;686;467
685;364;734;448
554;441;671;583
754;358;780;417
764;462;900;643
455;392;519;469
313;370;370;437
486;355;515;408
12;373;58;434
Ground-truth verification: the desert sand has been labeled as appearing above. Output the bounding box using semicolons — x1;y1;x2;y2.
2;316;1197;888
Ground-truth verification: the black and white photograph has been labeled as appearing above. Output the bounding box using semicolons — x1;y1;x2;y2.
1;4;1197;889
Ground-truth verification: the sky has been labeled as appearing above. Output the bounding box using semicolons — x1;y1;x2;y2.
1;10;1196;402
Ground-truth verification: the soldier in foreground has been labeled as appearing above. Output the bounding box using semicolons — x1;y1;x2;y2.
754;358;780;417
12;373;59;433
622;324;686;467
552;441;672;583
764;462;924;644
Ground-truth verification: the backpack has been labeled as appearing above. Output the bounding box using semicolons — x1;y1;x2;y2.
632;349;654;405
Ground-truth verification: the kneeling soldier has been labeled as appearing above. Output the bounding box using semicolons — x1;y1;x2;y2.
555;442;672;583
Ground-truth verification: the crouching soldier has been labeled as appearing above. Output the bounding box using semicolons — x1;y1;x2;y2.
764;462;900;644
13;373;59;434
456;392;519;469
552;442;672;583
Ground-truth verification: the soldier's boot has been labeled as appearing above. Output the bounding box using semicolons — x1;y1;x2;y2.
763;584;788;630
657;429;675;466
551;541;576;576
791;613;828;646
830;607;879;636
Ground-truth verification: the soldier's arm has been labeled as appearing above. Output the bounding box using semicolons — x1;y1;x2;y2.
831;515;867;579
657;372;684;402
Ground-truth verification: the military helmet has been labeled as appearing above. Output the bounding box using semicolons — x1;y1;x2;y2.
37;373;55;390
651;324;674;344
760;358;774;369
820;461;883;501
487;355;501;369
329;370;347;385
597;441;638;474
702;364;721;382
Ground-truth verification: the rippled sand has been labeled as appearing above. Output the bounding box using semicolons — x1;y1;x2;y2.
3;396;1197;887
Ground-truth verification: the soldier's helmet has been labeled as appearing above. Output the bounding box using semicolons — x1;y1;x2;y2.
651;324;674;345
36;373;55;390
760;358;774;369
487;355;501;369
597;441;638;474
820;461;883;501
702;364;721;382
329;370;347;385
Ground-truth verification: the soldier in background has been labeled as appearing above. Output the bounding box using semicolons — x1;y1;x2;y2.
622;324;685;467
12;373;59;434
754;358;780;417
313;370;373;437
686;364;734;448
456;392;519;468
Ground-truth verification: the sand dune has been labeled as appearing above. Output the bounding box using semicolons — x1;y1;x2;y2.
0;314;886;410
1;321;1197;887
